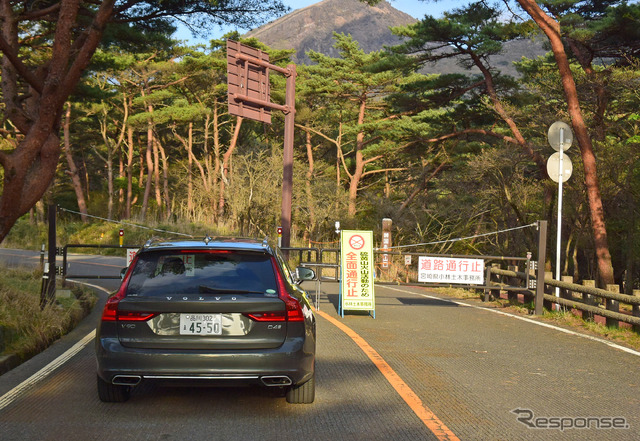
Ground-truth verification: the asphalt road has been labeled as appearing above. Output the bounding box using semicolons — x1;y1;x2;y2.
1;248;639;440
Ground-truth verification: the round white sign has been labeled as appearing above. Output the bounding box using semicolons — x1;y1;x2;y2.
548;121;573;151
547;152;573;183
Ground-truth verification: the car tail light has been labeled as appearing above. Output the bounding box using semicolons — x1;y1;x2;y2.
101;288;157;322
244;259;304;323
101;256;157;322
101;289;125;322
272;257;305;322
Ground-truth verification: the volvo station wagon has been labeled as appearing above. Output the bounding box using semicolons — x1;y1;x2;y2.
95;237;316;404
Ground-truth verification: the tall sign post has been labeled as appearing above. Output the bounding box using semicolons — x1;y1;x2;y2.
547;121;573;310
381;218;392;270
339;230;376;318
227;41;296;250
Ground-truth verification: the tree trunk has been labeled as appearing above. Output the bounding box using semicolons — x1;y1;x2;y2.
107;144;114;220
62;102;88;222
125;125;134;219
0;0;116;243
141;108;154;220
98;109;116;221
399;162;447;213
173;123;210;219
213;104;222;221
153;131;162;213
187;123;194;216
304;130;316;240
347;98;367;216
156;138;171;220
218;116;243;218
516;0;615;286
203;113;212;189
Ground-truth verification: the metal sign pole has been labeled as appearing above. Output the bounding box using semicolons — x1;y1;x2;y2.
555;128;564;310
547;121;573;312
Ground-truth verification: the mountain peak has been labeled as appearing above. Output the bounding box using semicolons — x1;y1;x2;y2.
245;0;416;63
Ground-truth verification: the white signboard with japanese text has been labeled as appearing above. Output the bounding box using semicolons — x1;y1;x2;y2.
418;256;484;285
340;230;376;315
127;248;139;267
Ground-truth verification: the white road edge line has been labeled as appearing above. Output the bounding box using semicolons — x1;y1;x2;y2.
384;285;640;358
0;281;109;411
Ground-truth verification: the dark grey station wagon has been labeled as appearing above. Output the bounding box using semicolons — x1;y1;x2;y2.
95;237;316;404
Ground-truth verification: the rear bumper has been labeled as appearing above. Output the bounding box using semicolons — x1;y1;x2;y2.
95;336;315;386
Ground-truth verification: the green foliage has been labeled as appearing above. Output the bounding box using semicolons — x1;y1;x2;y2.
0;264;96;360
2;218;48;250
7;0;637;288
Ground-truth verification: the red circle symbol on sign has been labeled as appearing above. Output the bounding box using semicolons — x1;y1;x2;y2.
119;229;124;236
349;235;365;250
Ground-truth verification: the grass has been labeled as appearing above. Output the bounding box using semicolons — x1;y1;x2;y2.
2;216;238;254
429;286;640;352
0;264;96;362
540;309;640;351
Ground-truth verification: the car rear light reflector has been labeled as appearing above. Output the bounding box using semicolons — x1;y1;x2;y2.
117;311;158;321
244;311;286;322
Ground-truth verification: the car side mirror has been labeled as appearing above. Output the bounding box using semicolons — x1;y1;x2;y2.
120;267;128;280
295;267;315;283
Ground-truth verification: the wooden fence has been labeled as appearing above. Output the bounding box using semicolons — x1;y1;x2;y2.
487;266;640;331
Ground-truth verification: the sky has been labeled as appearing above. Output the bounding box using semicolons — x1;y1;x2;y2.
280;0;467;20
174;0;469;45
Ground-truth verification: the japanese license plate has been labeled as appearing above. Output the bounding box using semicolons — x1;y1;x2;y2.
179;314;222;335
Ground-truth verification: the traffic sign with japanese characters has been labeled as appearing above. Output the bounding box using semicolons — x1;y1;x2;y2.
340;230;376;316
418;256;484;285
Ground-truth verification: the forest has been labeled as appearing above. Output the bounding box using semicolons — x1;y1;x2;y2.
1;1;639;291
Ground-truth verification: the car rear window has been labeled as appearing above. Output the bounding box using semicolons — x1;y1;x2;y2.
125;250;278;297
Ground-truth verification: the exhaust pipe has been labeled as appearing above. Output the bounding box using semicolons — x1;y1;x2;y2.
260;376;292;387
112;375;142;386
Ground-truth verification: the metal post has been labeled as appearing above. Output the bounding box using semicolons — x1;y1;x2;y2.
535;220;547;315
555;129;565;310
484;266;492;302
46;204;56;305
280;64;296;252
633;290;640;333
62;244;68;287
605;284;620;328
525;252;531;295
40;243;45;270
582;280;596;321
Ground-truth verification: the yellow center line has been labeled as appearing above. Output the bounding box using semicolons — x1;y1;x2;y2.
314;308;460;441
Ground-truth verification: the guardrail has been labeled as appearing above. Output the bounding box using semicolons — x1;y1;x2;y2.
488;267;640;331
298;262;340;310
57;234;638;332
62;244;138;282
282;247;340;283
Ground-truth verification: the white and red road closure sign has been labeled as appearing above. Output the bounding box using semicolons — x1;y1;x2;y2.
418;256;484;285
340;230;375;312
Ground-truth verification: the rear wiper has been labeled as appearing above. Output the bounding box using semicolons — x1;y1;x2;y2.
198;285;265;295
